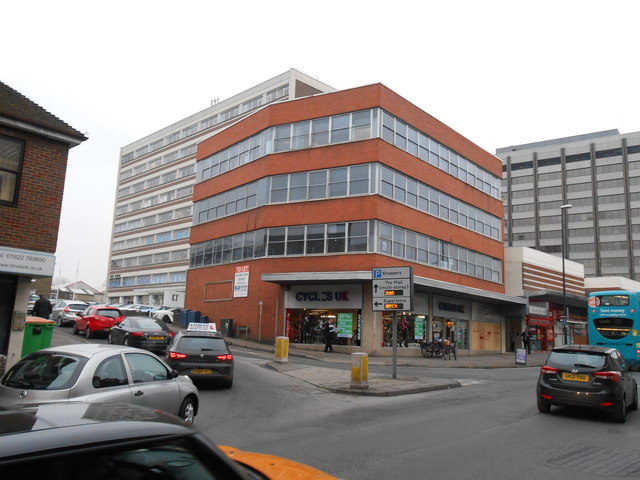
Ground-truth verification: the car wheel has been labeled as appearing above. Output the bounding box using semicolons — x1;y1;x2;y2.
612;396;627;423
537;397;551;413
85;326;92;339
72;323;79;335
631;385;638;412
178;397;196;424
221;378;233;389
54;316;61;327
162;315;171;323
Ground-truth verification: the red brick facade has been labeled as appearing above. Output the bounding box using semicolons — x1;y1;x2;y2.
0;125;69;253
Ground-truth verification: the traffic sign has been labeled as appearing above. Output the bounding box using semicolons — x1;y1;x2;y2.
372;267;413;311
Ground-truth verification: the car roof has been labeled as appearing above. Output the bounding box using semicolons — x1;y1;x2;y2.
0;402;194;460
34;343;153;357
179;331;224;339
551;344;615;354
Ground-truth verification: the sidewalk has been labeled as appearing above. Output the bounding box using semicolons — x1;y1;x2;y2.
50;328;547;397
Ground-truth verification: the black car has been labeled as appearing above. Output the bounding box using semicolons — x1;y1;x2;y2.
0;402;338;479
166;329;234;387
537;344;639;422
108;316;173;354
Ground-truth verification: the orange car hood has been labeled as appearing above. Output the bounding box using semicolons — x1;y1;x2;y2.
219;445;338;480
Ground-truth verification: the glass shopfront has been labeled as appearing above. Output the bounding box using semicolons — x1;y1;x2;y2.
382;313;426;347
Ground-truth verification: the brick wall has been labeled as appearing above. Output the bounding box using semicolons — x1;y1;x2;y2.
0;125;70;253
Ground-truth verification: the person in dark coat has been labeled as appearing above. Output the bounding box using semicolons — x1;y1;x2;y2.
33;294;52;319
323;320;336;353
521;329;531;354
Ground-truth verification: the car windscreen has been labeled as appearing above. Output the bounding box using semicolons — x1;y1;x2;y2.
69;304;88;311
1;353;88;390
547;351;607;370
178;337;228;353
96;309;122;318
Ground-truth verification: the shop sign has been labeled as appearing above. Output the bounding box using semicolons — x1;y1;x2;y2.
527;304;549;316
433;295;470;320
233;266;249;297
414;316;425;340
0;247;55;277
337;312;353;338
286;284;363;309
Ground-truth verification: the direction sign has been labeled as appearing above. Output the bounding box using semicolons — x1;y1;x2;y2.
372;267;413;311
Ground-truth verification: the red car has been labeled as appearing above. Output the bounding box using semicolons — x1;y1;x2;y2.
73;306;124;339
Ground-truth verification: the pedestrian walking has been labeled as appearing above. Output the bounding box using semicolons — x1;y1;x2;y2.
323;320;336;352
521;329;531;354
32;294;52;319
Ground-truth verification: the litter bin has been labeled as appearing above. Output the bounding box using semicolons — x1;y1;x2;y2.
21;317;56;357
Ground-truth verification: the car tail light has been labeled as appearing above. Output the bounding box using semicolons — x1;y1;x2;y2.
64;306;70;312
592;371;621;383
600;402;614;407
541;394;553;400
541;365;559;374
168;331;175;337
169;352;187;359
129;331;144;337
217;354;233;361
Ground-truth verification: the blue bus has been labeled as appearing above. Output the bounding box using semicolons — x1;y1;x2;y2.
587;290;640;368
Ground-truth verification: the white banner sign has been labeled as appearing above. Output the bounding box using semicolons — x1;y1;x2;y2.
0;247;55;277
233;266;250;297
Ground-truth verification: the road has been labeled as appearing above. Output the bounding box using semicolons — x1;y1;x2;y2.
75;331;640;479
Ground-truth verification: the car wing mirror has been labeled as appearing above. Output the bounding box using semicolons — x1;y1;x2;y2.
170;370;179;379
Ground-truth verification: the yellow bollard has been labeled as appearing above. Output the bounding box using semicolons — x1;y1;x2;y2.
351;352;369;389
275;336;289;364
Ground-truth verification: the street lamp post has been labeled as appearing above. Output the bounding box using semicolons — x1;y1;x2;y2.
560;204;572;345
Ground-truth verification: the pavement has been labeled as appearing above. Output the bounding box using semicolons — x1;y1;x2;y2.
50;327;548;397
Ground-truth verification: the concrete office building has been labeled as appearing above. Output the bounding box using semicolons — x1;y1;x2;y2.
187;83;529;356
498;129;640;280
106;70;335;307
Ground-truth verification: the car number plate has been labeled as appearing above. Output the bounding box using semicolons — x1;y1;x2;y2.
191;369;213;375
148;336;165;340
562;372;589;382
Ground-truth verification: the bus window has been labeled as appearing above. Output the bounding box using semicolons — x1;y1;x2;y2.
596;295;630;306
593;317;633;339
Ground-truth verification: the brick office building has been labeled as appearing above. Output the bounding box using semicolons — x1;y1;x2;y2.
186;84;526;356
0;81;86;368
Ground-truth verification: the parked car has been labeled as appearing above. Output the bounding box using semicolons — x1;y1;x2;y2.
153;306;181;323
537;344;639;422
0;402;337;479
166;325;234;387
51;299;89;326
0;344;199;423
26;293;39;314
73;305;125;338
108;316;174;354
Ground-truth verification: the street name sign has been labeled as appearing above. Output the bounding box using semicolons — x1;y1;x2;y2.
372;267;413;311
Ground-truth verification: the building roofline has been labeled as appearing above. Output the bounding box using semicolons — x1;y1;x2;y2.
496;129;620;155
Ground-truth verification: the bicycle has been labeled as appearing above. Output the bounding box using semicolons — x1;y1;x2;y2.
420;340;446;358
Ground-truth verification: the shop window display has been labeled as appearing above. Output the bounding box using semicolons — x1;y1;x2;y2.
287;309;361;345
382;313;426;348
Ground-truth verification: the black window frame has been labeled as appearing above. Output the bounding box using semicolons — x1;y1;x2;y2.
0;134;25;206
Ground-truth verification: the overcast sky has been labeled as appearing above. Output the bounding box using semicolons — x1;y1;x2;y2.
3;0;639;289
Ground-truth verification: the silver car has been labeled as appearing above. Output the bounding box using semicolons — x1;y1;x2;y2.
0;344;199;423
51;300;89;326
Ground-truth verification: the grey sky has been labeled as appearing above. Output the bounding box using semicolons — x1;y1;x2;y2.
3;0;639;288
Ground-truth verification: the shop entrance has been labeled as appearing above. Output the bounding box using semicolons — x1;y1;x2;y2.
287;308;360;346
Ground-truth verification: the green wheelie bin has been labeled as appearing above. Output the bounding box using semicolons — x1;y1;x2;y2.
21;317;56;357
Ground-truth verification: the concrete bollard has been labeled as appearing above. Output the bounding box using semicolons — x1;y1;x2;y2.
351;352;369;389
275;336;289;364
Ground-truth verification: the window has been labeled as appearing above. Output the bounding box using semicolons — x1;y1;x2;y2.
0;135;24;204
93;356;128;388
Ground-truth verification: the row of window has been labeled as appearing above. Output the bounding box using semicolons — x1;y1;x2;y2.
120;146;196;183
120;86;288;165
112;227;190;252
114;206;192;234
108;271;187;288
118;163;195;199
196;108;502;199
189;220;503;284
110;249;189;270
116;185;193;216
193;163;502;240
504;144;640;172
